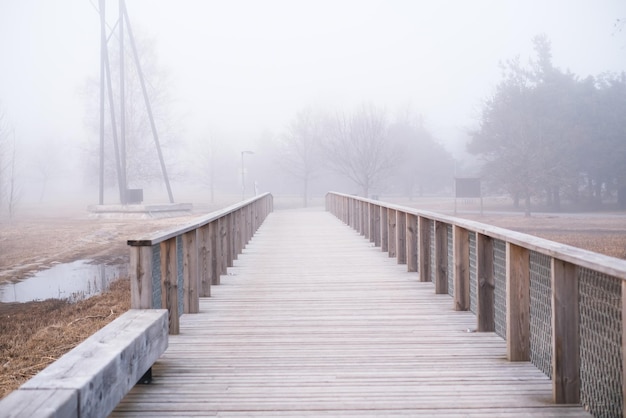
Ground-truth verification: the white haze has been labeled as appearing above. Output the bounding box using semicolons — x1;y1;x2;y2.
0;0;625;205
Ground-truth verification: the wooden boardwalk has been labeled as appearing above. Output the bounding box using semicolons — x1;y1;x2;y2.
112;209;590;417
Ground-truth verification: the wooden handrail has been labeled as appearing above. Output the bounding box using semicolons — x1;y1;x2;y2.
326;191;626;416
128;193;273;334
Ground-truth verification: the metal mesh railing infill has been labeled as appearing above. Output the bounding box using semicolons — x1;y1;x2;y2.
529;250;552;378
579;268;622;418
493;239;507;339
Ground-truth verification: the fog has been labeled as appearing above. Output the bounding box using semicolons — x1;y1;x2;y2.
0;0;625;211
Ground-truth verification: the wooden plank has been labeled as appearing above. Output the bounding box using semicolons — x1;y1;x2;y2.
17;310;168;418
130;245;153;309
198;224;211;297
406;213;418;273
182;229;199;314
476;233;495;332
161;237;179;335
419;216;431;283
387;209;397;258
380;206;388;252
0;389;77;418
396;211;407;265
454;226;470;311
506;242;530;361
434;220;447;293
551;258;579;404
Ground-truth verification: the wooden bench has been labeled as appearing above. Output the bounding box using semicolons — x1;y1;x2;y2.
0;309;168;418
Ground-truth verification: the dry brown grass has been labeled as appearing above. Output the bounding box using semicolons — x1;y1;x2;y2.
0;278;130;399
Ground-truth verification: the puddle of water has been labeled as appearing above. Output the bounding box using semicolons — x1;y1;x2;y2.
0;260;128;303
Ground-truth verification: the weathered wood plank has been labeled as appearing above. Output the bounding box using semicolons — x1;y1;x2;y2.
506;242;530;361
12;310;168;418
551;258;580;404
476;233;495;332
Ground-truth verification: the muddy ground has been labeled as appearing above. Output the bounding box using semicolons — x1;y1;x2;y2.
0;200;625;399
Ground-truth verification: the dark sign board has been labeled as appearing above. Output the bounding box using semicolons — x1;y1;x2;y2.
455;178;481;198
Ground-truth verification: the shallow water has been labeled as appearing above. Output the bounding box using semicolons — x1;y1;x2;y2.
0;260;128;303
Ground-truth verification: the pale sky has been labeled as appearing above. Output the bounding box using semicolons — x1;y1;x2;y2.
1;0;625;167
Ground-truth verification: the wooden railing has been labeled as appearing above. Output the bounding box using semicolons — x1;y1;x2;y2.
326;191;626;418
128;193;273;334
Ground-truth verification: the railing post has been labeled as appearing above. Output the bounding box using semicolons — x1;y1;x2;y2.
396;211;407;265
453;226;470;311
226;213;234;267
434;221;447;291
387;208;397;258
551;258;580;404
161;237;179;335
219;216;228;276
419;217;431;283
361;201;367;237
506;242;530;361
373;204;381;247
476;233;494;331
380;206;388;252
130;245;153;309
369;203;376;243
198;224;211;297
406;213;418;272
182;229;199;314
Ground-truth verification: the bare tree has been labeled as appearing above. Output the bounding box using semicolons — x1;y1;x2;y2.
278;108;324;207
322;104;398;197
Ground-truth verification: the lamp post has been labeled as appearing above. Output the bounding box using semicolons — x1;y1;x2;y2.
241;150;254;200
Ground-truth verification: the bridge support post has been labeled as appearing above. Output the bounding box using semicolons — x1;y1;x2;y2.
198;223;211;296
551;259;580;404
406;213;418;273
506;243;530;361
182;229;199;314
380;207;389;252
161;237;180;335
434;221;447;291
476;233;494;332
387;209;397;258
419;217;432;283
396;211;407;265
453;226;470;311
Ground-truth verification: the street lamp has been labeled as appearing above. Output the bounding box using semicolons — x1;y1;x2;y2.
241;150;254;200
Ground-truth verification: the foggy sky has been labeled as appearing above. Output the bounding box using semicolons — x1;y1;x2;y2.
0;0;625;191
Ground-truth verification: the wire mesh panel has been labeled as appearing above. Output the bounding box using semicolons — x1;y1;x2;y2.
469;232;477;314
151;244;162;309
177;236;184;318
529;251;552;378
579;267;622;418
447;225;454;297
429;220;435;282
493;239;507;339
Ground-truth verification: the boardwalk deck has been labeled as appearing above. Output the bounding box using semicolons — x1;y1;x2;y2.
111;209;590;417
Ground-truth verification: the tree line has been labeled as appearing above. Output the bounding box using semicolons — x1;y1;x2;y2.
275;105;454;206
468;34;626;214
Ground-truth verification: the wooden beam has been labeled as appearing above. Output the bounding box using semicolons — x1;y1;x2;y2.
476;233;495;332
182;229;199;314
387;209;397;258
380;206;389;252
161;237;179;335
506;242;530;361
406;213;418;273
396;211;407;264
434;221;447;293
198;224;211;297
454;226;470;311
130;245;153;309
551;258;580;404
419;216;431;283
